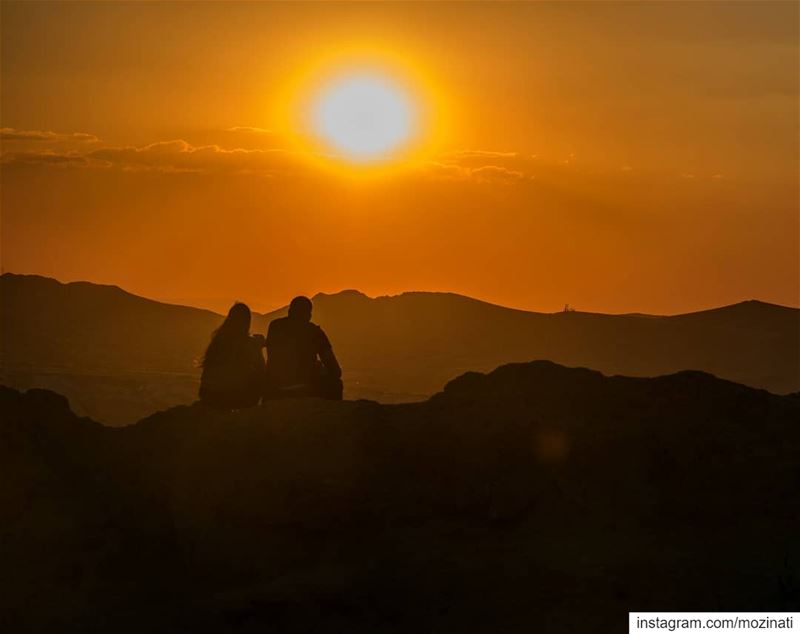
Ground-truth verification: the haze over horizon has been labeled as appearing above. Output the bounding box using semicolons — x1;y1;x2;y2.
2;1;798;314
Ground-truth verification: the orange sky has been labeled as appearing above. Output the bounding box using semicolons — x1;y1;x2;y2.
1;1;798;314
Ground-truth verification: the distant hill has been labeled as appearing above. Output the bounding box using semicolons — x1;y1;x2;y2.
1;272;798;424
2;363;798;632
0;273;221;372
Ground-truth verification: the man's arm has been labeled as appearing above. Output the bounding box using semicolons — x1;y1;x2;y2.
319;346;341;379
317;327;342;379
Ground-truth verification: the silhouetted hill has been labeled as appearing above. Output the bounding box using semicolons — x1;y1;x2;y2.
0;273;221;371
2;273;798;424
0;273;225;423
2;363;798;633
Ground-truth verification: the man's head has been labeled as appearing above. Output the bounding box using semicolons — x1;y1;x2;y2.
288;295;313;322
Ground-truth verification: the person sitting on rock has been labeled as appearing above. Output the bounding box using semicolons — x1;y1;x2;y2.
264;295;342;400
199;302;266;409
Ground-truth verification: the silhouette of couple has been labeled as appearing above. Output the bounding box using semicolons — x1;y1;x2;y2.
199;296;342;408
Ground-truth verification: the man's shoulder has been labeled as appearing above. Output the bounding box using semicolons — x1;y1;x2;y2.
268;316;291;328
309;322;331;346
266;316;291;338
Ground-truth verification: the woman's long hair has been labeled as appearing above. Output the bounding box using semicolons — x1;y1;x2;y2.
202;302;252;366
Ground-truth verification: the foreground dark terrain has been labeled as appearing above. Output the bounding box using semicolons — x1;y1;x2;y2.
2;361;799;633
2;273;799;424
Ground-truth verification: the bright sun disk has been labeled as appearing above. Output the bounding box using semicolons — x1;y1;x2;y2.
312;74;414;162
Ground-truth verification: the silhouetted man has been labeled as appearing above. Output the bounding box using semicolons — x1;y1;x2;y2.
264;296;343;400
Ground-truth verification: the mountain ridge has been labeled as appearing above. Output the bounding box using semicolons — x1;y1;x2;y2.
2;272;798;424
5;272;797;318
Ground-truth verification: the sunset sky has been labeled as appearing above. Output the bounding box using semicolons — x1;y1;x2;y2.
2;1;798;314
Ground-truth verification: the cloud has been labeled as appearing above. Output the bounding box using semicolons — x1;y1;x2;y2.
469;165;525;183
84;140;308;175
0;151;88;167
0;134;571;186
442;150;520;160
1;138;545;185
422;151;534;183
225;126;275;135
1;139;308;176
0;127;100;142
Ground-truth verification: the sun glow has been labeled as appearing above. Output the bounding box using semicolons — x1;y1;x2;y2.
273;46;450;175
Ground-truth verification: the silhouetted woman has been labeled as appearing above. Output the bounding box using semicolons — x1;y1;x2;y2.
199;302;266;409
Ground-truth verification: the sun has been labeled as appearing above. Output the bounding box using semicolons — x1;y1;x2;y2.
312;74;415;162
272;46;452;174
